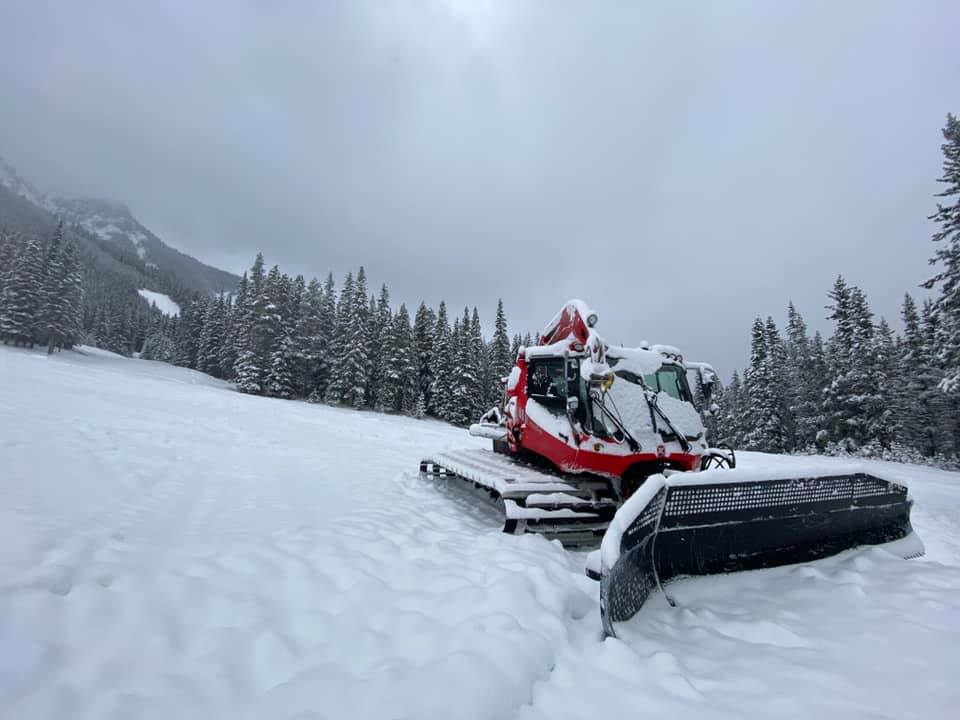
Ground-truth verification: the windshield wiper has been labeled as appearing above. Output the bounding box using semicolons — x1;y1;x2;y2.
645;391;692;453
591;392;640;452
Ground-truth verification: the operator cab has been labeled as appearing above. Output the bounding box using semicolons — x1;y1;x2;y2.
525;353;700;446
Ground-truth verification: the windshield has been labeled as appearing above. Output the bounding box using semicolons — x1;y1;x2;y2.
631;365;691;402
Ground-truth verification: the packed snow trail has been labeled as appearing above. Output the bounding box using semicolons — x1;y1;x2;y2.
1;346;959;719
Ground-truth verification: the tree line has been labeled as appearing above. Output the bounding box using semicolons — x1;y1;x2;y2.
709;114;960;467
0;222;84;352
141;253;532;423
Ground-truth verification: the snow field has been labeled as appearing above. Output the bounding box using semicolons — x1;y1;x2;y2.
137;289;181;316
1;345;959;719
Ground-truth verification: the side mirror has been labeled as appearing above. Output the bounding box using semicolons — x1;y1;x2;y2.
566;396;580;413
700;380;714;404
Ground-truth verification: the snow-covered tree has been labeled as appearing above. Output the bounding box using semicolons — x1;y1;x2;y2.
234;254;268;394
413;302;436;413
922;113;960;393
197;295;226;376
367;284;392;408
1;236;44;346
447;307;484;425
488;299;511;405
376;303;417;413
429;301;453;418
743;317;788;452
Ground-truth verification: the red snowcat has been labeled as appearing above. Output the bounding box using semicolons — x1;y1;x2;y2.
420;300;923;634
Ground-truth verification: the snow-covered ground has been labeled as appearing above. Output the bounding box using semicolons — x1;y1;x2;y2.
137;289;181;316
1;345;959;720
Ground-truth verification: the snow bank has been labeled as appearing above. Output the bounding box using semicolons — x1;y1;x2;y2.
2;345;960;720
137;288;181;316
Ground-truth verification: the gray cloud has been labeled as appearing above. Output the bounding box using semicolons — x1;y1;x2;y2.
2;1;957;376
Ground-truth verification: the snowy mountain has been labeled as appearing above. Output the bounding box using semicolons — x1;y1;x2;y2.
0;155;238;296
0;155;56;213
2;342;959;719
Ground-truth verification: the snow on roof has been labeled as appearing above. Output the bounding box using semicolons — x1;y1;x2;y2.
606;346;665;377
138;289;181;316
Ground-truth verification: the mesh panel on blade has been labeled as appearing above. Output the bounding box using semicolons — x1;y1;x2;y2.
663;476;860;517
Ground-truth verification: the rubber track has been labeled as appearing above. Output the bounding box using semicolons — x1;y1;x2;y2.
420;448;619;547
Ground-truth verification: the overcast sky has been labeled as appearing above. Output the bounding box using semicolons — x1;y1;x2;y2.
2;1;957;376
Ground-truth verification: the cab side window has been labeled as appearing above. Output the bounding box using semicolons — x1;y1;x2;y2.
527;358;566;413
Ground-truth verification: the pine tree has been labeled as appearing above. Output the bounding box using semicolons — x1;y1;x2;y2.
743;317;788;452
235;255;268;394
222;274;248;381
376;303;416;413
922;113;960;392
822;278;885;449
175;296;206;367
470;307;486;415
783;302;808;450
347;266;371;408
871;317;900;450
197;295;226;376
413;302;436;413
38;221;68;351
488;299;511;405
290;277;323;397
323;268;370;408
367;284;392;408
805;331;828;448
324;271;354;404
448;307;483;425
57;238;84;349
264;268;296;398
310;272;337;400
716;370;745;446
429;301;453;417
1;236;44;345
918;299;957;457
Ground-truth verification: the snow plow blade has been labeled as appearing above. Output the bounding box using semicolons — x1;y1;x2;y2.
599;467;923;637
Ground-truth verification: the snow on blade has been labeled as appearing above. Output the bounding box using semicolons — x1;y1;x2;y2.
138;288;181;316
2;345;960;720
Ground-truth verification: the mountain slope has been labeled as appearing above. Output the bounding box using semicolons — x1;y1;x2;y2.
0;156;239;296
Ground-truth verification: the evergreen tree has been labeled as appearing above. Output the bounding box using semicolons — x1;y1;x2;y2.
413;302;436;412
367;284;392;408
175;296;206;367
234;254;268;394
871;317;900;449
429;301;453;417
783;302;808;450
448;307;483;425
311;272;337;401
264;268;296;398
743;317;787;452
822;278;886;449
376;303;416;413
57;238;84;349
38;221;67;351
197;295;226;376
221;274;248;381
804;331;828;448
291;276;324;397
715;370;744;446
488;299;511;405
324;271;354;404
922;113;960;392
0;236;44;345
